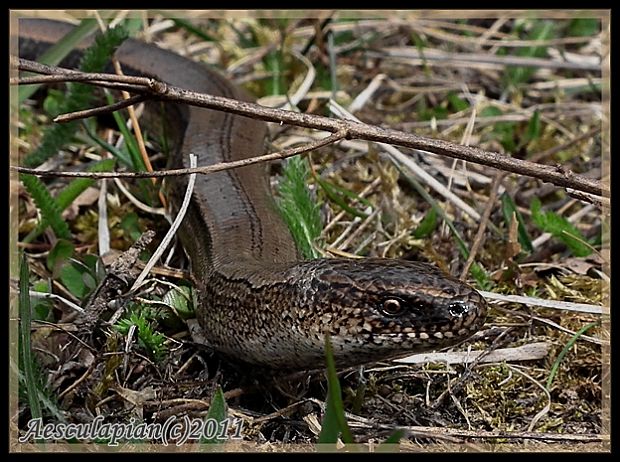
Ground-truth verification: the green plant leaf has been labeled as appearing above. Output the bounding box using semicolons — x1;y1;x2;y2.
276;156;323;259
382;429;405;444
376;428;405;451
500;192;533;253
170;17;217;42
120;212;143;242
162;285;194;320
42;89;65;117
31;280;53;321
567;18;599;37
470;262;491;289
531;197;592;257
447;91;469;112
20;174;71;240
115;308;168;360
46;239;75;278
60;262;90;300
522;109;541;147
24;158;117;243
412;207;438;239
201;386;229;445
318;335;355;446
315;176;370;219
81;121;133;168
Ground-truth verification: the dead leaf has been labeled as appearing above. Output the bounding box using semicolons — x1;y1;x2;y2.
63;187;102;220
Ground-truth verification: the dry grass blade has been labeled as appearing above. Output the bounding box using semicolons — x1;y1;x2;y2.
395;342;551;365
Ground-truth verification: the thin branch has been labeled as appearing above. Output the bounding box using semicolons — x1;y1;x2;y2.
14;56;155;87
13;129;349;179
460;173;505;280
567;188;610;208
53;94;148;123
31;320;96;352
14;74;160;94
12;57;607;197
13;56;164;94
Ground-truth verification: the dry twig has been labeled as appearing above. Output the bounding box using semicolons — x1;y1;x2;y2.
12;57;607;197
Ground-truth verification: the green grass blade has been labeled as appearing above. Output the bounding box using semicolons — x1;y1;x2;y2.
412;207;438;239
18;18;100;103
104;91;145;171
201;386;229;445
80;122;133;167
520;109;541;149
382;429;405;444
315;176;370;219
264;48;284;96
169;17;217;42
19;253;43;420
318;393;340;446
546;322;598;390
318;335;355;446
55;158;116;209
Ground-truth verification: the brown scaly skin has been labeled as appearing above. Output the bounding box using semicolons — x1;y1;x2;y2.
199;259;487;369
18;19;487;371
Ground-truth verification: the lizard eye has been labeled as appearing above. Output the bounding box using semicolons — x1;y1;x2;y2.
380;297;406;317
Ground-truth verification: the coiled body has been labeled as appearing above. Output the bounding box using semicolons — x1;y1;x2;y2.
18;18;487;369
